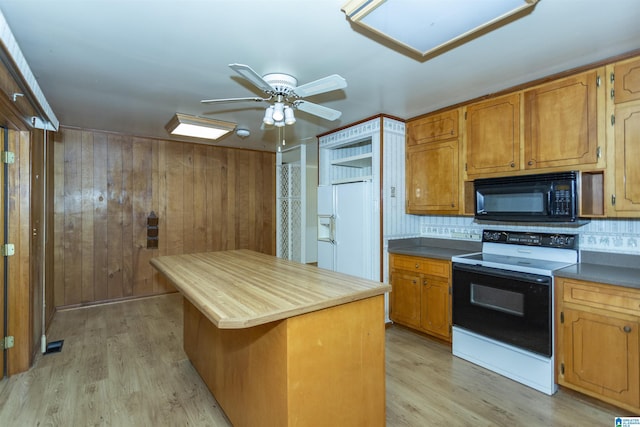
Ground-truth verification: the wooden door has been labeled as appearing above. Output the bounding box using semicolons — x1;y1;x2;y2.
612;101;640;213
561;308;640;408
405;139;459;214
420;276;450;340
465;93;520;176
524;69;601;169
614;57;640;104
390;270;421;328
0;128;4;377
30;131;45;359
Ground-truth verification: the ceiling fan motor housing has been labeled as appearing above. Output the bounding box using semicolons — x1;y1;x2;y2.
263;73;298;97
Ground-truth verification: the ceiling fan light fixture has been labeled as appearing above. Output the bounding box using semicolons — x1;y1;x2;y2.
165;113;235;140
272;102;285;122
263;106;275;125
284;106;296;125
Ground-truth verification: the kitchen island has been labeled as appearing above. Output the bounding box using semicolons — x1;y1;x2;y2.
150;249;390;427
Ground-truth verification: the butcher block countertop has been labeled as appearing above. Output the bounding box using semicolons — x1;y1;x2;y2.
150;249;390;329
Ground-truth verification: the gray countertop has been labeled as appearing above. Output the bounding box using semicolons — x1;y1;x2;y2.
553;263;640;290
388;237;481;261
553;250;640;290
389;239;640;290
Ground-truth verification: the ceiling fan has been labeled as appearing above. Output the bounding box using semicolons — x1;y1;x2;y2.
201;64;347;127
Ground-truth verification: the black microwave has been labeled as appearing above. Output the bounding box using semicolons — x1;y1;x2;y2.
474;171;578;222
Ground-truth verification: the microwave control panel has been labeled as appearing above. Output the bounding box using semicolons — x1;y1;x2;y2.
551;183;574;216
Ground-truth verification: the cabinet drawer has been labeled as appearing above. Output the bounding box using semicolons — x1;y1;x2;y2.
562;279;640;316
391;254;450;278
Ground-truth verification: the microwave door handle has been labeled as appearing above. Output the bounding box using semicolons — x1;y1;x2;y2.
547;191;552;215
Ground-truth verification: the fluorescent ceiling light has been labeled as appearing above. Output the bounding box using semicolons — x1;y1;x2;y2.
342;0;538;57
165;113;236;140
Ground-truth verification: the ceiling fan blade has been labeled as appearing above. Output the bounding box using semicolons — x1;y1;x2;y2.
201;96;267;104
296;101;342;121
229;63;274;94
293;74;347;98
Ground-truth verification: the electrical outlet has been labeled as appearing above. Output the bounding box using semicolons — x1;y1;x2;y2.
390;186;396;198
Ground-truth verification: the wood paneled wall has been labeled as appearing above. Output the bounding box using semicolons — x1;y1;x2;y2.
53;128;275;308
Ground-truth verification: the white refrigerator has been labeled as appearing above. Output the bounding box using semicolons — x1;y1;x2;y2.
317;182;376;281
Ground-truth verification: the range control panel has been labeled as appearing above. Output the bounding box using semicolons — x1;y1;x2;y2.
482;230;577;249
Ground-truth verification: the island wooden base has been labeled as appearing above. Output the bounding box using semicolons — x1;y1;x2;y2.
183;295;386;427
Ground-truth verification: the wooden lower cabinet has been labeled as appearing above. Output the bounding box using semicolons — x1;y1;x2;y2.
390;254;451;341
420;276;450;338
391;271;421;328
556;277;640;412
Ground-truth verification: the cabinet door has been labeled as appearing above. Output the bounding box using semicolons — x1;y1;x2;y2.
390;271;421;328
612;101;640;213
561;308;640;408
420;276;450;340
524;69;600;169
407;110;458;145
614;57;640;104
406;139;459;214
465;93;520;175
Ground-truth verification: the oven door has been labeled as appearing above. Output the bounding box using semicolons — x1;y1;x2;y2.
452;263;552;357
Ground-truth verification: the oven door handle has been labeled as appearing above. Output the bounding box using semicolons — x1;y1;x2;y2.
452;263;551;285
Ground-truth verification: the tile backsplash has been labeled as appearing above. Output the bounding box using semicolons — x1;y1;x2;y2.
418;215;640;255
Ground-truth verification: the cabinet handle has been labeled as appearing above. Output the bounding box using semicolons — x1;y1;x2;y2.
624;326;632;333
415;263;419;269
528;160;533;166
412;280;417;284
510;162;515;168
423;280;427;286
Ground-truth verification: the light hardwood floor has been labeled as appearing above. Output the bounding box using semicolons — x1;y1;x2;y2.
0;293;628;426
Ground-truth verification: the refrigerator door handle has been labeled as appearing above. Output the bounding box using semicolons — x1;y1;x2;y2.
317;214;335;244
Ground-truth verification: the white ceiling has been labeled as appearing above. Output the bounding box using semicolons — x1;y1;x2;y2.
0;0;639;152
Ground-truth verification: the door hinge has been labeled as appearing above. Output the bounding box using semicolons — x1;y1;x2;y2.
449;286;452;295
464;111;467;120
1;243;15;257
610;72;615;100
611;114;615;126
1;336;14;350
560;362;565;375
560;311;564;323
464;163;468;172
1;151;14;164
612;194;617;206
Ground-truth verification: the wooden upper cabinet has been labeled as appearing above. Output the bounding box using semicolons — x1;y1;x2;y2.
406;139;459;214
524;69;602;170
612;101;640;214
465;93;520;176
614;57;640;104
407;109;458;145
